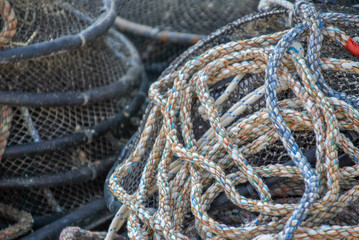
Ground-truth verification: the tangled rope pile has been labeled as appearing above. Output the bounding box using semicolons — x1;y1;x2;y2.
103;1;359;239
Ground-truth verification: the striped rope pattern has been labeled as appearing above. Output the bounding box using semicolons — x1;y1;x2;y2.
0;105;12;160
0;0;17;46
106;1;359;239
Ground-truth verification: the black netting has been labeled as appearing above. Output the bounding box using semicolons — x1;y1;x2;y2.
0;33;132;93
7;0;109;48
115;0;261;72
117;0;259;34
1;135;118;178
0;177;104;216
7;92;136;145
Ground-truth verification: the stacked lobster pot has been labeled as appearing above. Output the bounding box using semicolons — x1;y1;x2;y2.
115;0;260;75
0;0;147;239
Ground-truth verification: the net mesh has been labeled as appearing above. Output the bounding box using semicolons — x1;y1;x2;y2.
115;0;260;72
104;2;359;239
7;97;133;145
0;29;144;227
0;33;132;93
3;0;109;48
0;28;142;175
0;176;104;216
1;135;119;178
117;0;259;35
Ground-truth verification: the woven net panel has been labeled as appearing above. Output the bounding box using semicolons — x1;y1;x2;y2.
0;129;121;217
104;2;359;239
0;23;145;225
0;175;105;217
0;100;143;218
1;135;118;178
4;0;109;48
6;95;135;145
117;0;258;35
0;33;132;93
115;0;260;72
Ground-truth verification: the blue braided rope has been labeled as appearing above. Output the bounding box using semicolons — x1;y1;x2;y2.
265;3;319;239
264;1;359;238
297;1;326;102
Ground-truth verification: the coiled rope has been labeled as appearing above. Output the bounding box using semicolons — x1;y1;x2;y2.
105;1;359;239
0;203;33;239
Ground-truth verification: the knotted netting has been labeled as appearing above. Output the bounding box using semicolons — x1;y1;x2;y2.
68;0;359;239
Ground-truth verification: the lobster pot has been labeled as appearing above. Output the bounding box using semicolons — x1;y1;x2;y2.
115;0;259;74
0;0;116;61
103;3;359;240
0;2;147;237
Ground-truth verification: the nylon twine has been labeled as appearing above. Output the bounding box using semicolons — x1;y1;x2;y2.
66;0;359;239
